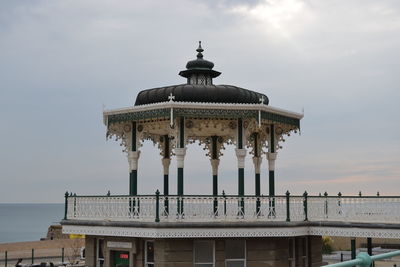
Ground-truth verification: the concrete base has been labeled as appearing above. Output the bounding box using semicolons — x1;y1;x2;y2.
85;235;322;267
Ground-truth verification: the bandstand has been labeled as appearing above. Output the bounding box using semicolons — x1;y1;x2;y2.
62;43;400;267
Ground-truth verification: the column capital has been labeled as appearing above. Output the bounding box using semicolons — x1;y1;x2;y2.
252;156;262;174
127;151;141;171
235;148;247;168
210;159;220;176
267;152;277;171
175;147;187;156
267;152;277;160
175;148;187;168
162;158;171;175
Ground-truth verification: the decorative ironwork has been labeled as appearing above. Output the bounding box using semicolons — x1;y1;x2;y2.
65;194;400;224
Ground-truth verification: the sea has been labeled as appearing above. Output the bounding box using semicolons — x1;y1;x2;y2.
0;203;64;244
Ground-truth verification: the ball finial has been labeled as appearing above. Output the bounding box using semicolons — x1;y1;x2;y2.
196;41;204;59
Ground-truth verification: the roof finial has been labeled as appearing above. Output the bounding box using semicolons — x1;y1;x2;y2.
196;41;204;59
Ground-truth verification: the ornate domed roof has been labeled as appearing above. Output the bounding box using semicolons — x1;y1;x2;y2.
134;42;269;106
135;84;268;106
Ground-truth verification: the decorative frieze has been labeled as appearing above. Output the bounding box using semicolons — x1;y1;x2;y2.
63;225;400;239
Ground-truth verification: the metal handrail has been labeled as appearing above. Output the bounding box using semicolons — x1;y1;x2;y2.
325;251;400;267
63;191;400;223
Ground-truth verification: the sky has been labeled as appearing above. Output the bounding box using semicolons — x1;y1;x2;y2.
0;0;399;203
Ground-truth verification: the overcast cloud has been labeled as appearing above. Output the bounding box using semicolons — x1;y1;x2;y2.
0;0;399;202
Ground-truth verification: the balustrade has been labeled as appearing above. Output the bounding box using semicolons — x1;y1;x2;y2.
64;192;400;224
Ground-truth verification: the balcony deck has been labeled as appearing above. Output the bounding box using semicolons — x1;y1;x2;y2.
63;194;400;224
61;193;400;239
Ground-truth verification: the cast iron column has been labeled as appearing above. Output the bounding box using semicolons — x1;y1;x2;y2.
175;117;186;216
162;135;171;214
267;124;277;197
128;121;140;196
210;136;220;214
235;118;247;215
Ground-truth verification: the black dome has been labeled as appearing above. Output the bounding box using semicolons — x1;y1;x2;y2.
186;58;214;70
134;84;269;106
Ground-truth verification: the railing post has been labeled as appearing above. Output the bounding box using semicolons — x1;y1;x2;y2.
164;196;169;216
5;251;7;267
155;190;160;222
303;191;308;221
240;196;245;218
324;191;328;218
62;247;65;263
64;191;69;220
213;196;218;216
286;190;290;222
31;248;34;264
338;192;342;216
73;193;77;218
223;191;226;216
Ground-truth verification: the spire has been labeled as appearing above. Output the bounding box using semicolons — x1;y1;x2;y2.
179;42;221;84
197;41;204;59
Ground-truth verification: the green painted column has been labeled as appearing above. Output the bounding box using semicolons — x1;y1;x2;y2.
177;168;184;195
176;117;186;215
267;124;277;197
235;118;247;215
162;135;171;214
128;122;140;196
252;133;262;214
129;170;137;195
210;136;220;214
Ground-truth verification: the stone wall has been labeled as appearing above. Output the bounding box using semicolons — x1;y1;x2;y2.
85;235;322;267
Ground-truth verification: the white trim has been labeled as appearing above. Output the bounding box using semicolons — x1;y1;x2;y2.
62;225;400;239
309;227;400;239
64;225;309;238
103;101;303;122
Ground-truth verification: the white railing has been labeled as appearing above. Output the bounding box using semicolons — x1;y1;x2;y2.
64;193;400;224
307;196;400;223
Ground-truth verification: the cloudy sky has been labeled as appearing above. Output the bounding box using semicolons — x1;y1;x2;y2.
0;0;399;203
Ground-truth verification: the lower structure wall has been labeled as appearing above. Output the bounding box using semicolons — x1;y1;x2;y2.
85;235;322;267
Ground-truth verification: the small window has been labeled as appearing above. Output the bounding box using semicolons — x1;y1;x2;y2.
96;239;104;267
194;240;215;267
225;240;245;267
288;238;295;267
145;241;154;267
